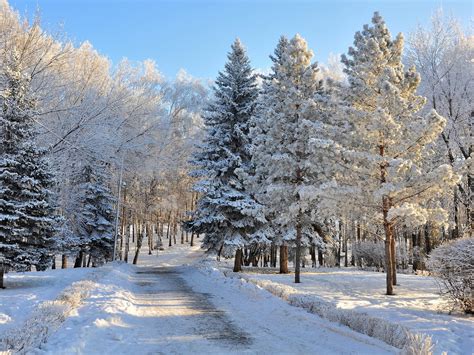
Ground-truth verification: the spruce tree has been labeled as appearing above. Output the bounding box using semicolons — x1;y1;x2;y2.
0;54;57;287
188;39;263;269
250;34;325;283
249;36;290;273
70;160;115;266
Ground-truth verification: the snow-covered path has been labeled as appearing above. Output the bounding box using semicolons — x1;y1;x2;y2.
40;243;396;354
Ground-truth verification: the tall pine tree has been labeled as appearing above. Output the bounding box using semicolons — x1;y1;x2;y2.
250;35;325;283
325;13;460;295
249;36;290;273
0;54;57;287
188;39;263;270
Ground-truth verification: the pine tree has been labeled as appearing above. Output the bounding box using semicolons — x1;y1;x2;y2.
70;160;115;266
251;34;325;283
249;36;290;272
0;54;57;287
188;39;263;269
326;12;460;295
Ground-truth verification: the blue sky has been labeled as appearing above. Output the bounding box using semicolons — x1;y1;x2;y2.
9;0;473;80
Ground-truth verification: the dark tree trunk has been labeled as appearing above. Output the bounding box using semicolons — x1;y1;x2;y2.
52;258;56;270
295;224;302;283
270;243;276;268
412;231;419;272
310;246;316;267
279;245;289;274
0;264;5;289
74;251;84;268
168;218;172;247
424;224;431;254
133;228;145;265
233;248;242;272
148;221;153;255
391;228;397;286
61;255;68;269
318;247;324;267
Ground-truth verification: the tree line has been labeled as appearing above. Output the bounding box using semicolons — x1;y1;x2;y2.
187;11;472;295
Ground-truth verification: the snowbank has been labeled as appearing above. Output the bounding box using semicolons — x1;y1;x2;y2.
200;257;472;354
0;266;110;353
236;274;430;352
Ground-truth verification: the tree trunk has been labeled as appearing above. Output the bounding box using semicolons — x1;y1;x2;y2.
74;251;83;268
279;245;289;274
270;243;276;268
133;227;145;265
380;143;394;295
168;220;172;247
233;248;242;272
390;227;396;286
295;224;302;283
310;246;316;268
190;232;195;247
318;247;324;267
132;221;135;244
61;254;68;269
424;224;431;254
147;223;153;255
124;219;130;263
52;258;56;270
0;264;5;289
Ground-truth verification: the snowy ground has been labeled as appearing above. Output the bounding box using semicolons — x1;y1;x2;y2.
211;261;473;355
1;241;471;354
0;241;397;354
0;266;95;335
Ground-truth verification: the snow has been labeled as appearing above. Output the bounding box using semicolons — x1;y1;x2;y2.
0;267;95;336
212;264;473;355
1;241;396;354
1;241;471;354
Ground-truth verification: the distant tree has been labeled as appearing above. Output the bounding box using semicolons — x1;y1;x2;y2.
0;54;57;287
188;39;263;271
406;11;473;237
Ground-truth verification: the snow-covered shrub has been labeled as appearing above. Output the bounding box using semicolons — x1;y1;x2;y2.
353;241;385;270
238;273;429;350
401;332;434;355
427;237;474;314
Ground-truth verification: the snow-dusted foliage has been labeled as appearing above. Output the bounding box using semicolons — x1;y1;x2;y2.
250;35;326;281
317;12;460;294
0;53;58;273
188;39;263;257
428;237;474;314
